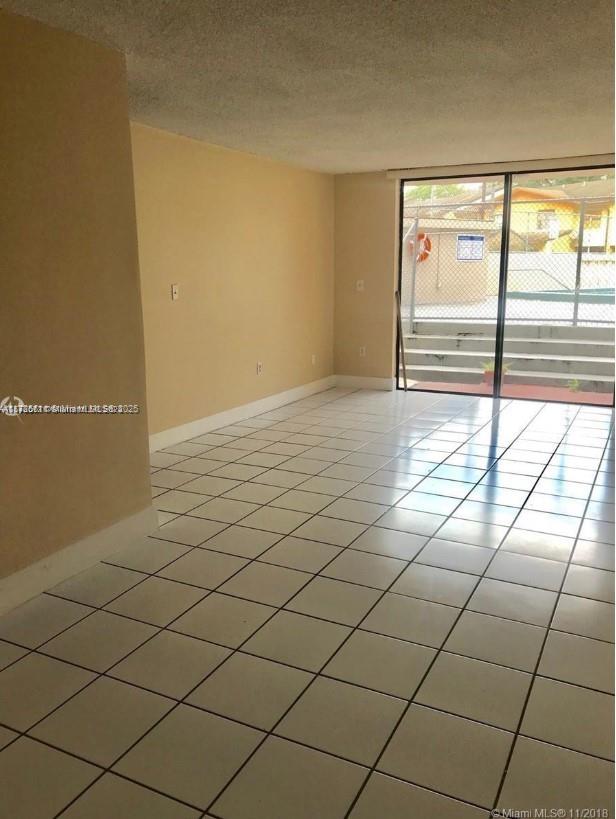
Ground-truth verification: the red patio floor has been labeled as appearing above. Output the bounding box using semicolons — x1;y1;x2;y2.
407;381;614;406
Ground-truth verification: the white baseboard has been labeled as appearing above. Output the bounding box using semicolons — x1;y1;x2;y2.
0;506;157;616
149;375;338;452
335;375;395;391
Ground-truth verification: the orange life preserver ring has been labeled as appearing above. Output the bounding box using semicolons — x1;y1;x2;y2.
409;232;432;262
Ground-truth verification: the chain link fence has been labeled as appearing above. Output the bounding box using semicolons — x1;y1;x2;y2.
401;197;615;328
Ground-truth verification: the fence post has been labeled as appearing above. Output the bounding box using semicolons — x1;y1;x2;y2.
573;199;585;327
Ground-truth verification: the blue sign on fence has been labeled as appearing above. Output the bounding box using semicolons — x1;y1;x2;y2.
457;234;485;261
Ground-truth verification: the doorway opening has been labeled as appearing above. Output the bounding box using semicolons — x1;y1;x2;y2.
397;167;615;405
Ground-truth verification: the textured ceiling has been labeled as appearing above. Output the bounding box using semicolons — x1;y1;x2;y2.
2;0;614;172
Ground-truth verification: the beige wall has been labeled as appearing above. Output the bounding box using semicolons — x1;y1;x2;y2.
405;232;489;306
334;173;399;379
131;123;335;435
0;12;151;578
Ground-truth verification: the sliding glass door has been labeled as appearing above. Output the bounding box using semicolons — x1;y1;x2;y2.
398;176;505;394
398;167;615;406
500;169;615;405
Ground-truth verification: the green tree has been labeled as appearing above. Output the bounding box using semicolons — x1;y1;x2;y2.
404;183;466;201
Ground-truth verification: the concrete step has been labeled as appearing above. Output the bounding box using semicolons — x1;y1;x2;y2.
404;333;615;357
411;321;614;341
401;363;615;390
404;348;614;376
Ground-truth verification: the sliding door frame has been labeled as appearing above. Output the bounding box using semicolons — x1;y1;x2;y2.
396;162;615;407
492;173;512;399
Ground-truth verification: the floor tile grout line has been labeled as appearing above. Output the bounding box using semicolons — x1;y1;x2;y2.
320;656;616;700
5;527;614;696
2;537;238;819
148;500;614;573
139;441;411;808
194;507;434;813
1;390;612;816
159;388;426;465
490;415;615;812
44;396;379;817
3;607;612;734
153;396;470;502
203;742;489;819
9;392;365;815
341;399;585;818
132;394;614;640
202;397;559;816
4;610;610;709
0;554;193;739
298;399;536;536
99;396;518;623
348;410;573;535
5;407;608;666
152;392;498;514
154;418;611;517
1;530;229;747
0;503;295;761
198;515;445;815
176;400;611;491
54;404;608;808
187;397;508;816
350;401;551;580
43;741;204;817
306;404;555;590
245;701;616;767
77;721;506;819
5;601;616;752
7;667;610;815
203;394;600;819
49;483;370;819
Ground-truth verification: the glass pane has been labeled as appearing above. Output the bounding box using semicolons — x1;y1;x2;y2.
399;177;505;394
501;169;615;405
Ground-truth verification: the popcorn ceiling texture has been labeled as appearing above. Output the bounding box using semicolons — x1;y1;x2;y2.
2;0;613;172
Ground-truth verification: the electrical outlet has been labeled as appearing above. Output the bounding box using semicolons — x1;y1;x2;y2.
311;354;316;365
171;283;179;301
356;279;365;292
256;361;263;375
359;346;366;358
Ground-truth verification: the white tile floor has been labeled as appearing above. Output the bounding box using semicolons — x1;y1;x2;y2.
0;387;614;818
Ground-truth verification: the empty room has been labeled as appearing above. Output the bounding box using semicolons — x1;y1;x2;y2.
1;1;614;818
